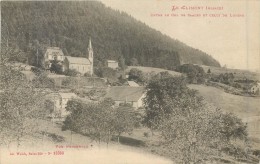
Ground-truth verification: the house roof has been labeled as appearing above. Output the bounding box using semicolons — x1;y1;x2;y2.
65;56;91;65
107;60;118;63
105;86;145;102
127;81;139;87
45;47;64;56
59;92;77;99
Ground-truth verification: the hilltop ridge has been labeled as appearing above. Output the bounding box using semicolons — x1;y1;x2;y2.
1;1;220;69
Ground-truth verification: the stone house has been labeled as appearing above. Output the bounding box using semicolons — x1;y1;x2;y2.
107;60;118;69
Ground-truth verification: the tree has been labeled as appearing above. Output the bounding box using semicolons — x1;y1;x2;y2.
63;98;141;146
217;113;247;143
143;72;188;129
94;67;118;84
159;94;223;163
207;68;211;74
129;57;139;66
175;64;206;84
118;56;127;70
63;98;116;145
0;65;50;147
128;68;146;84
143;71;248;163
50;59;63;74
114;103;138;143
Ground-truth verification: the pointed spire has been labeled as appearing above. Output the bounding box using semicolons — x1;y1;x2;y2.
88;37;92;50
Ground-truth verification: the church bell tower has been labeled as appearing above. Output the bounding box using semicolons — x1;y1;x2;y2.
88;38;93;76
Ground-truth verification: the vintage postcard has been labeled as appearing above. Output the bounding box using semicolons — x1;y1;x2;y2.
1;0;260;163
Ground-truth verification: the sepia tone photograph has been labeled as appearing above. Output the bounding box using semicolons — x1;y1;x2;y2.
1;0;260;163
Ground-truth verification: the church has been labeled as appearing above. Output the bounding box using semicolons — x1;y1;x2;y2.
63;39;94;75
44;39;94;76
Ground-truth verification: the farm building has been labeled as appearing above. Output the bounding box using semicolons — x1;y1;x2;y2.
105;86;145;109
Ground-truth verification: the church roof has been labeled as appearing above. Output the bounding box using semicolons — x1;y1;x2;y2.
65;56;91;65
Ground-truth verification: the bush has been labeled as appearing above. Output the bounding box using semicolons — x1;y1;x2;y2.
50;60;63;74
63;69;80;77
61;77;77;88
84;72;92;77
128;68;146;84
31;66;44;76
94;67;118;84
32;72;55;88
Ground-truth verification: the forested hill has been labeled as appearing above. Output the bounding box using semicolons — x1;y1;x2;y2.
1;1;220;69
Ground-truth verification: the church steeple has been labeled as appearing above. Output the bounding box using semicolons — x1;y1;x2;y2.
88;38;93;52
88;38;93;76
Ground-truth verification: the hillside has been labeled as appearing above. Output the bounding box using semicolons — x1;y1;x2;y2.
200;65;260;81
189;84;260;139
126;66;182;77
1;1;220;70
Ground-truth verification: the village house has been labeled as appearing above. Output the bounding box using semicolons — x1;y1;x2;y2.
107;60;118;69
250;82;260;94
44;47;65;61
44;47;65;68
105;86;145;109
45;92;77;117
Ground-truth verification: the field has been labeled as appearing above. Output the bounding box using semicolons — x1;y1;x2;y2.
189;84;260;140
199;65;260;81
1;119;172;164
126;66;182;76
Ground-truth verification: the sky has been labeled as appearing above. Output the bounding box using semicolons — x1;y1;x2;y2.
101;0;260;71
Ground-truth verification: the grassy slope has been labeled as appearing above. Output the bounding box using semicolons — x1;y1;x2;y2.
200;65;260;81
189;84;260;140
1;120;172;164
126;66;182;76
